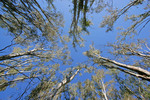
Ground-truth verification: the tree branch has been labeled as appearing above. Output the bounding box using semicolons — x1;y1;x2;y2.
101;79;108;100
97;55;150;77
104;64;150;81
0;49;39;61
46;69;80;100
33;0;54;27
125;47;150;58
84;51;150;81
0;75;40;89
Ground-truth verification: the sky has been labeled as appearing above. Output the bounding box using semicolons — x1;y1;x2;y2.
0;0;149;99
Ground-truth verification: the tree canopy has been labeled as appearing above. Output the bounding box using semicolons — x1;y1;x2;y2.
0;0;150;99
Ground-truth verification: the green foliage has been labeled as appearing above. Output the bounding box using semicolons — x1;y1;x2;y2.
0;0;150;100
12;47;23;53
0;78;8;91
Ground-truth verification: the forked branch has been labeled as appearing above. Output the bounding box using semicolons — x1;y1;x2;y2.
46;69;80;100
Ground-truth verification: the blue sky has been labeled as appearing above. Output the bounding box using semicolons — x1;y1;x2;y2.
0;0;149;99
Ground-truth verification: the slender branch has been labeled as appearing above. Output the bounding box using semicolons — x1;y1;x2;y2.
145;43;150;51
0;43;16;52
117;0;140;19
101;79;108;100
0;71;31;77
109;44;150;58
97;55;150;76
16;79;34;100
46;69;80;100
0;49;39;61
33;0;54;27
0;58;36;73
104;64;150;81
0;75;40;88
125;47;150;58
84;51;150;81
123;83;142;99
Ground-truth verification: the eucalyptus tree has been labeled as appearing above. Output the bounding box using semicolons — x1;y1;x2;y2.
64;0;150;99
0;0;150;100
83;0;150;99
0;0;74;99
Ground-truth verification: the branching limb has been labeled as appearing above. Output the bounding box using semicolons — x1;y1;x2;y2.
16;79;34;100
33;0;54;27
0;75;40;89
101;79;108;100
104;65;150;81
109;44;150;58
123;83;142;99
0;49;41;61
46;69;80;100
97;56;150;77
84;51;150;81
0;71;31;77
125;47;150;58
